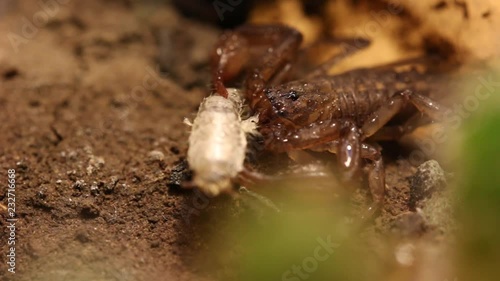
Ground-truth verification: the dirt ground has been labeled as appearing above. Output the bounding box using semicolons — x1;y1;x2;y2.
0;1;495;280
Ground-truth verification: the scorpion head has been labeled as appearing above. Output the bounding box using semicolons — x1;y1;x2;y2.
266;87;311;124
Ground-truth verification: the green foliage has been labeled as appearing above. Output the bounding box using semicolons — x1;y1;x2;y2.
213;189;383;281
456;70;500;281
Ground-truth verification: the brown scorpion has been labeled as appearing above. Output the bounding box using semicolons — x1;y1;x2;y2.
210;24;447;212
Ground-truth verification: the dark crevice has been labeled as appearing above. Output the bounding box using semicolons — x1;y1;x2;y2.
3;69;19;80
432;1;448;10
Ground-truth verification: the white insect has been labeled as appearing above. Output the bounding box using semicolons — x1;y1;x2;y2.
184;88;259;196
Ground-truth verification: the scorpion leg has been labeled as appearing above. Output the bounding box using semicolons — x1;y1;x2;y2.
237;167;276;186
266;119;385;215
337;121;361;180
305;37;370;78
361;143;385;206
317;135;384;202
368;126;406;141
361;89;446;139
331;141;384;219
354;143;386;220
309;132;385;217
370;113;433;141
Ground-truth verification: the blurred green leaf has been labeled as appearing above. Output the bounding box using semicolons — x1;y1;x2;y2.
456;70;500;281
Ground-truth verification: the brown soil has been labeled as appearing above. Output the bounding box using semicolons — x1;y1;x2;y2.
0;1;458;280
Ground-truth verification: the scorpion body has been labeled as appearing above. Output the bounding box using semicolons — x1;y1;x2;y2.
261;65;435;152
209;24;446;208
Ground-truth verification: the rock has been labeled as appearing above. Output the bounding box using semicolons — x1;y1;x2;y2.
148;150;165;162
409;160;454;234
409;160;447;210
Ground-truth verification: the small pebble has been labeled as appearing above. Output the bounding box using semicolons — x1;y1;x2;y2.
409;160;447;209
148;150;165;162
409;160;454;233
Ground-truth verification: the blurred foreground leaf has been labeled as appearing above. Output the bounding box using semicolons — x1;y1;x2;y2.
455;70;500;281
197;184;384;281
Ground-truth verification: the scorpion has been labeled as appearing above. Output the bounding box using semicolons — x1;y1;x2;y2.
209;24;447;210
